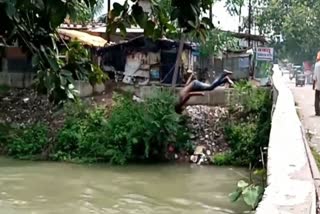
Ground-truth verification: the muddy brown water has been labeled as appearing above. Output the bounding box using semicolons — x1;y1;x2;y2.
0;158;250;214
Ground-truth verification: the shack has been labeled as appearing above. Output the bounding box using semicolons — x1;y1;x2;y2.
97;36;196;85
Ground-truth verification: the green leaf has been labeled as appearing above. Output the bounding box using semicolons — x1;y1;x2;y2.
67;90;75;99
83;0;97;7
118;23;127;38
59;75;67;86
132;138;138;144
242;186;260;209
153;28;162;39
131;3;146;27
229;190;242;202
144;20;155;37
32;55;40;67
237;180;249;188
60;69;73;77
165;23;176;32
187;21;196;28
47;58;60;72
112;2;124;16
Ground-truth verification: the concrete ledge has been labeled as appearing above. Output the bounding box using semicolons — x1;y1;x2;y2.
120;85;231;106
93;83;106;94
256;65;317;214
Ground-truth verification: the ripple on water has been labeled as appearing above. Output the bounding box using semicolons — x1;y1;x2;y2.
195;201;236;214
34;195;48;203
170;198;194;206
80;187;94;199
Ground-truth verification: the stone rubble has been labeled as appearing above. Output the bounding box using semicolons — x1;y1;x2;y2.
184;105;230;164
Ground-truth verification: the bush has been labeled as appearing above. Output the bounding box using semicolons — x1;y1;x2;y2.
222;83;272;166
212;152;233;165
224;121;259;165
7;123;49;159
53;101;108;163
53;89;192;164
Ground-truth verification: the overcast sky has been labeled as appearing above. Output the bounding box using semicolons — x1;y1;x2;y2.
100;0;248;32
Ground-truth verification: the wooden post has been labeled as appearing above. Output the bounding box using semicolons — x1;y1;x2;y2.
171;35;185;88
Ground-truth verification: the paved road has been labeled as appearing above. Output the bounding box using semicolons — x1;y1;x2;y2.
285;74;320;151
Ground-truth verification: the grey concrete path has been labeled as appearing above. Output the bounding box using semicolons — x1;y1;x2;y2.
287;75;320;151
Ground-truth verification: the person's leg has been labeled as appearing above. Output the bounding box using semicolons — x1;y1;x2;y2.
316;90;320;115
191;70;233;91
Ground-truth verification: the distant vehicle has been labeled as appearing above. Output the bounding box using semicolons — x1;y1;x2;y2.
290;65;302;80
295;73;305;87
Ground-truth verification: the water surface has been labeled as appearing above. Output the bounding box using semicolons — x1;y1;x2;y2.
0;158;249;214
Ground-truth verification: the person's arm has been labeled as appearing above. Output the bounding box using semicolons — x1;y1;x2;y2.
186;73;194;85
179;92;205;107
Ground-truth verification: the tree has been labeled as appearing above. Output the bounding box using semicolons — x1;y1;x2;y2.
0;0;99;103
225;0;245;32
70;0;104;24
198;30;239;57
255;0;320;63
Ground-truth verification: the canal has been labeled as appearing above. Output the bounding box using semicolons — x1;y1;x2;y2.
0;158;249;214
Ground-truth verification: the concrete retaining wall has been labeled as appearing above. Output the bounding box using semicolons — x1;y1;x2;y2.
256;65;317;214
120;85;232;106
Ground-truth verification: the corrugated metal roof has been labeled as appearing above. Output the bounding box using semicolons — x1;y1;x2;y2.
57;29;108;47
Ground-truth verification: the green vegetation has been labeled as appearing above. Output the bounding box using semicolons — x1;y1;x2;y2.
0;0;102;104
0;90;192;164
7;123;48;160
229;172;265;210
213;81;272;167
218;80;271;211
255;0;320;63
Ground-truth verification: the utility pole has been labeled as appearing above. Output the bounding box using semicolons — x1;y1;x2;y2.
209;3;213;22
248;0;253;78
107;0;111;13
248;0;252;48
107;0;111;42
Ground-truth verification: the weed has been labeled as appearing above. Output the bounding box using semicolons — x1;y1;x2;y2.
7;123;49;159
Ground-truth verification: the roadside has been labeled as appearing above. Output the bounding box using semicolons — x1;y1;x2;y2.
286;75;320;151
285;73;320;213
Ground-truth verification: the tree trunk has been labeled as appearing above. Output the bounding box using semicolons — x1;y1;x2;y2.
171;35;185;88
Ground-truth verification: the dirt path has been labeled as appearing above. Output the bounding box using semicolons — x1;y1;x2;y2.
286;75;320;151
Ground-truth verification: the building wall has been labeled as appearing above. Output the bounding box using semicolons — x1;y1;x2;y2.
0;47;34;88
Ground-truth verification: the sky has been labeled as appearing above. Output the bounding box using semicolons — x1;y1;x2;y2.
100;0;248;32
